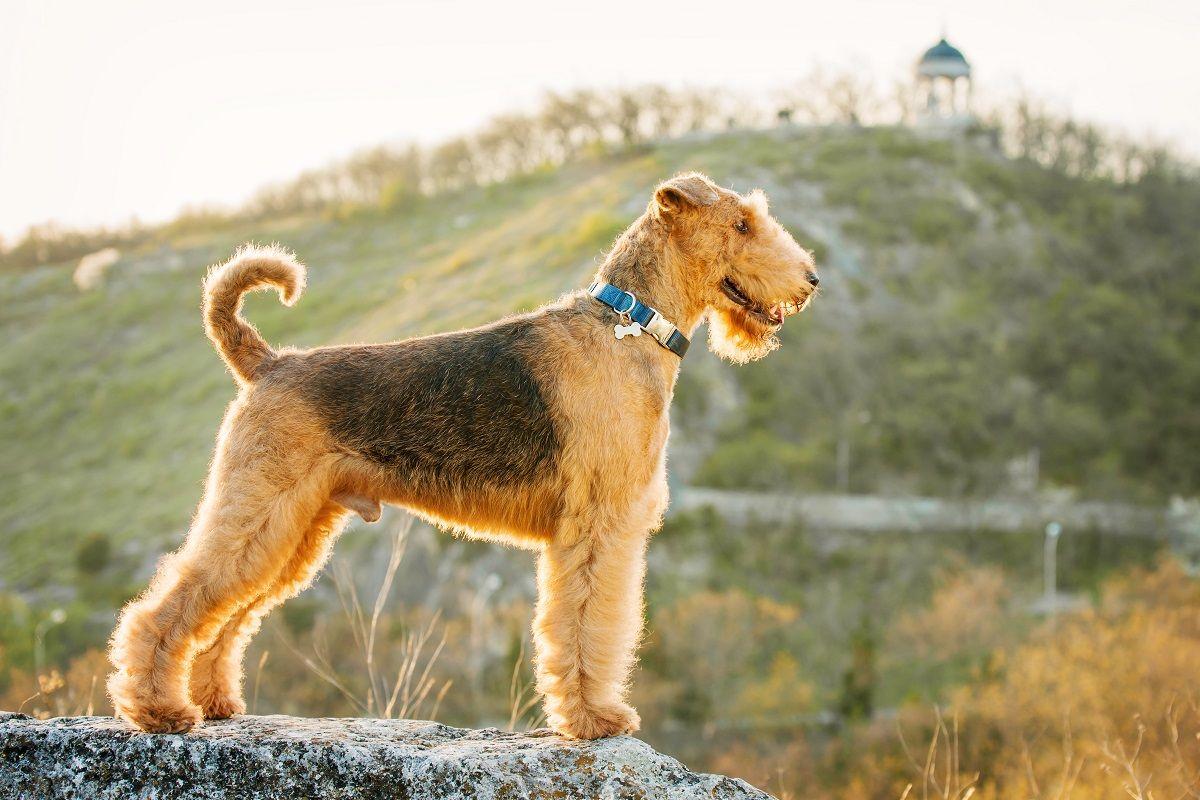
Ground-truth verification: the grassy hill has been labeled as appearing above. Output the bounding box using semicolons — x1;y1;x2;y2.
5;122;1200;799
2;125;1198;592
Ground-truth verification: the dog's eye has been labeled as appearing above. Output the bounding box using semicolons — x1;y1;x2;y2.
734;220;749;234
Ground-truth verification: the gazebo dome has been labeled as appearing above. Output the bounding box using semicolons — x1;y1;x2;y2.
917;38;971;79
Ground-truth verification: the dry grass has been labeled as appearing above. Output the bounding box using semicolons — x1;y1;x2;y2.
13;649;109;719
285;515;452;721
506;638;545;732
886;701;1200;800
898;709;979;800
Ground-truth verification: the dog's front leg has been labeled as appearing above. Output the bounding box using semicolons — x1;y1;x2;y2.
532;524;649;739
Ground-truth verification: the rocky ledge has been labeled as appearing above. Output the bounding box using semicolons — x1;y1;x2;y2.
0;712;773;799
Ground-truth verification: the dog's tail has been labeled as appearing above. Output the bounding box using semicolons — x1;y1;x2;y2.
203;243;306;384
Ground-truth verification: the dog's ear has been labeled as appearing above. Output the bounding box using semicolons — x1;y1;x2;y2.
654;173;719;216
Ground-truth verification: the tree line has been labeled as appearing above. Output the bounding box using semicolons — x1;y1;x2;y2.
0;77;1190;271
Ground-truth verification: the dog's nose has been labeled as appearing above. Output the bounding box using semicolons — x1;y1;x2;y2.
806;271;820;287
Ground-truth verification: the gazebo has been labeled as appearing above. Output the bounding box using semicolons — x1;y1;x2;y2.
915;37;973;123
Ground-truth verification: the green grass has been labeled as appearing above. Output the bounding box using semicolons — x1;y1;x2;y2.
0;149;673;587
3;125;1198;590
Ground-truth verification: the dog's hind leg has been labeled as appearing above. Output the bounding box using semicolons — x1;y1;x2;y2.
188;500;349;719
107;456;338;733
532;517;651;739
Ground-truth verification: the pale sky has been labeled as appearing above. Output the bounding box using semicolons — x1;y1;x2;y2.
1;0;1197;239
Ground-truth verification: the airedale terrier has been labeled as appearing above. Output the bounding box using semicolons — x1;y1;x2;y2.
107;172;818;739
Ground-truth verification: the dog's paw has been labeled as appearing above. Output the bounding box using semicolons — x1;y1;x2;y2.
189;675;246;719
196;691;246;720
552;702;641;740
117;700;203;734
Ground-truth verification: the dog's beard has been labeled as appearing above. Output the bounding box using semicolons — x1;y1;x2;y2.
706;307;781;364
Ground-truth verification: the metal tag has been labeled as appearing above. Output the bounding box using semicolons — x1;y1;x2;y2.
614;322;642;340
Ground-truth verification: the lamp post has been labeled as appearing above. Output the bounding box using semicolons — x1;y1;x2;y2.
1044;522;1062;612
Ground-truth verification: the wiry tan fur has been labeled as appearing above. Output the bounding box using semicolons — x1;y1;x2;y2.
107;173;818;739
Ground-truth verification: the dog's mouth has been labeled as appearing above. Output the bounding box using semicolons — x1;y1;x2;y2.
720;277;810;327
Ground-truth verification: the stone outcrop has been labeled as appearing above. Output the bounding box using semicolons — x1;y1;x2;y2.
0;712;773;799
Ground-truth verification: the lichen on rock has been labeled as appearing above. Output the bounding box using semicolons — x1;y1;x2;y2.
0;712;774;799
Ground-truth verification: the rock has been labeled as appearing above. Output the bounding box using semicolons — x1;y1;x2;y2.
0;712;773;800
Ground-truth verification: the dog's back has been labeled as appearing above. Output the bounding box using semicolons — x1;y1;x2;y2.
268;318;560;496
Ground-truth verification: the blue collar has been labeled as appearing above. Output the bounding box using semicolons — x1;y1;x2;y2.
587;281;690;359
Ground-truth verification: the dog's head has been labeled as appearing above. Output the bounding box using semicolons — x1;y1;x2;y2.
653;172;819;363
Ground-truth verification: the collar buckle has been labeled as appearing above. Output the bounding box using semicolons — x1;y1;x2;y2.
644;309;675;344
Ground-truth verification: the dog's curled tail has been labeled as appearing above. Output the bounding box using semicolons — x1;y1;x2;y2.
203;243;306;383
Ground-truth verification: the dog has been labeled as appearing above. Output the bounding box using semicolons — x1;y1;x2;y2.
106;172;818;739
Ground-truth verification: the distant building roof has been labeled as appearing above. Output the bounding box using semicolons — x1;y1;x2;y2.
917;38;971;79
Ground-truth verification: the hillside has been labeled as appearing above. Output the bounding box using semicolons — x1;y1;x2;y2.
5;122;1200;798
3;125;1199;592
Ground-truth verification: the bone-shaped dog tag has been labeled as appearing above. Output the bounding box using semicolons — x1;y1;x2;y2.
614;322;642;340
